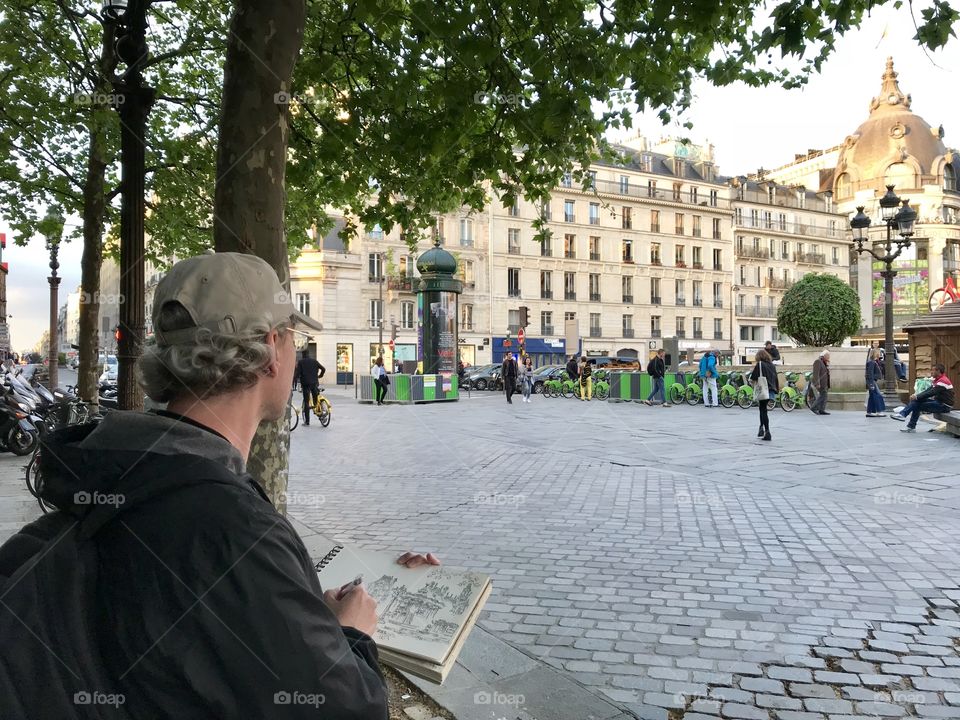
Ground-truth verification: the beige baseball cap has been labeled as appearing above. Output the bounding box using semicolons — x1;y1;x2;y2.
153;252;318;346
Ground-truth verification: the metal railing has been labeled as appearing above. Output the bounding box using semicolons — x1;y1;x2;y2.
542;326;554;335
541;290;553;299
651;329;662;338
589;293;601;302
764;277;795;290
565;292;577;300
589;328;602;337
622;295;633;303
794;252;826;265
623;328;635;338
736;305;779;318
736;247;770;260
651;296;661;305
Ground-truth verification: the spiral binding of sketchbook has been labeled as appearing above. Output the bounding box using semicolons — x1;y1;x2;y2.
304;534;491;683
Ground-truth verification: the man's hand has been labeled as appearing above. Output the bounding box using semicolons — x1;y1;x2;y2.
323;585;378;637
397;551;441;568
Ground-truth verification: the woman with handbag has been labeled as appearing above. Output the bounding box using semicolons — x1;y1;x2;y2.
865;348;886;417
372;356;389;406
749;348;779;441
520;356;535;403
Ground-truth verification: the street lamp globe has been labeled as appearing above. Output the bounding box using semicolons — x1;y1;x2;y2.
850;206;871;244
895;200;917;238
43;205;64;252
101;0;128;21
879;184;900;221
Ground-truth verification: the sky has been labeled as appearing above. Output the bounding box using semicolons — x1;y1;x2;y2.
3;3;959;352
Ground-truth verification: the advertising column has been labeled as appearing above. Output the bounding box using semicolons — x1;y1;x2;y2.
416;239;463;399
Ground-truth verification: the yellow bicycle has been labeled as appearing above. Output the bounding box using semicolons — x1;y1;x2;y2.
310;388;332;427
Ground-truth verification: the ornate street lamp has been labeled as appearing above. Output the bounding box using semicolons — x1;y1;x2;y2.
849;185;918;406
99;0;154;410
43;206;64;391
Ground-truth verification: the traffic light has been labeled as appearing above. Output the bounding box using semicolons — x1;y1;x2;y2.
391;322;398;341
519;306;529;328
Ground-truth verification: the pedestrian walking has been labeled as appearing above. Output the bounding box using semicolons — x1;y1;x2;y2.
502;352;518;404
644;349;666;405
372;355;389;405
865;348;886;417
698;350;719;407
764;340;782;364
891;363;954;432
521;356;534;403
811;350;831;415
749;348;779;441
295;350;326;424
565;355;579;386
579;356;593;400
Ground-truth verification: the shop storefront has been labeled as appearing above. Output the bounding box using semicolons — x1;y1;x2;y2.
493;337;567;366
336;343;353;385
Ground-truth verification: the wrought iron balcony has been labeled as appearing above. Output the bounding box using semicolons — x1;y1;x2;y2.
622;328;635;338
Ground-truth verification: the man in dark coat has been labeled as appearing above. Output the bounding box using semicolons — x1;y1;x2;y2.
566;355;579;384
295;351;325;424
502;352;519;404
812;350;831;415
0;253;438;719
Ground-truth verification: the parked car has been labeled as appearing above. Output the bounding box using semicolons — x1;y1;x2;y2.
98;354;118;384
462;364;498;390
531;365;564;394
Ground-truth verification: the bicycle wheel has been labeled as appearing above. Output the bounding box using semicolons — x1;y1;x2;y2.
720;387;736;408
317;399;331;427
289;402;299;431
767;399;776;411
684;385;700;405
668;384;684;404
929;288;952;312
736;388;753;409
806;385;819;413
595;384;609;400
780;391;796;412
562;383;575;399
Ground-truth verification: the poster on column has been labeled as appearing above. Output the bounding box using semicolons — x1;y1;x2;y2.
428;291;457;385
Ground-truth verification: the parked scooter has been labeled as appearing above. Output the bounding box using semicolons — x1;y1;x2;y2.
0;390;39;455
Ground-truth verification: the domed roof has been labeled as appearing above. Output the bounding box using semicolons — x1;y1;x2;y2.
834;58;949;197
416;239;458;275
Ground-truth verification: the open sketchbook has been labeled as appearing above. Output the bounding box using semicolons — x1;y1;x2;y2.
306;535;491;683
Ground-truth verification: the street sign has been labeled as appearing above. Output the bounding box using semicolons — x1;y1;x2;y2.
517;327;525;343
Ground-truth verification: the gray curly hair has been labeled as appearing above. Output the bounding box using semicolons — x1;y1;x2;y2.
140;302;291;403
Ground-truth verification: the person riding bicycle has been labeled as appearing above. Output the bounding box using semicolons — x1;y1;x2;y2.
296;351;326;425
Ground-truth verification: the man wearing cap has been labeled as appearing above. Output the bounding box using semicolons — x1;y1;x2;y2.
0;253;438;718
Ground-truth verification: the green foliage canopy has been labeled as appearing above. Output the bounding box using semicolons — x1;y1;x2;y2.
777;273;862;347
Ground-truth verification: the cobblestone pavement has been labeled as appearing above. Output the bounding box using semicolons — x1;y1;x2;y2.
289;389;960;719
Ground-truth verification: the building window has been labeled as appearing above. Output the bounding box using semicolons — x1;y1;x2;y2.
712;248;722;271
832;247;839;265
564;272;576;300
508;228;521;255
540;270;553;299
619;175;630;194
735;207;744;226
589;274;601;302
588;170;597;189
782;240;789;260
945;163;957;191
647;179;657;197
763;210;772;229
622;314;634;337
508;198;520;216
564;234;576;259
714;318;723;339
508;267;520;297
651;315;661;338
432;218;445;244
589;202;600;225
712;218;721;240
651;243;662;265
709;190;718;207
369;299;383;328
622;275;633;303
564;200;575;222
675;244;685;266
693;316;703;339
541;310;553;335
676;316;686;338
508;309;520;333
461;259;475;288
829;220;837;238
739;265;746;285
622;239;633;262
651;277;661;304
589;313;602;337
713;282;723;307
675;213;685;235
565;311;576;321
589;236;600;261
541;235;552;257
675;279;685;306
689;187;698;204
673;182;682;201
693;280;703;306
750;209;759;227
460;218;473;246
401;301;415;329
561;172;573;188
368;252;383;281
461;303;473;331
693;246;703;268
295;293;310;316
692;215;701;237
622;206;632;229
650;209;660;233
540;198;552;221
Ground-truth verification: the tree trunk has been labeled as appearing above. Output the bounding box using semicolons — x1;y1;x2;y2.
213;0;305;512
78;110;110;413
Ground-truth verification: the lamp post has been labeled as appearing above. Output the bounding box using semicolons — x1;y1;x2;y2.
43;206;64;391
100;0;155;411
730;284;740;363
850;184;917;407
378;252;385;357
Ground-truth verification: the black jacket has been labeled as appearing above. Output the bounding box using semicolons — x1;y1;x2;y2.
749;360;780;394
296;356;325;386
917;374;955;408
502;357;518;380
0;413;387;720
647;356;665;379
565;359;579;380
865;359;883;388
